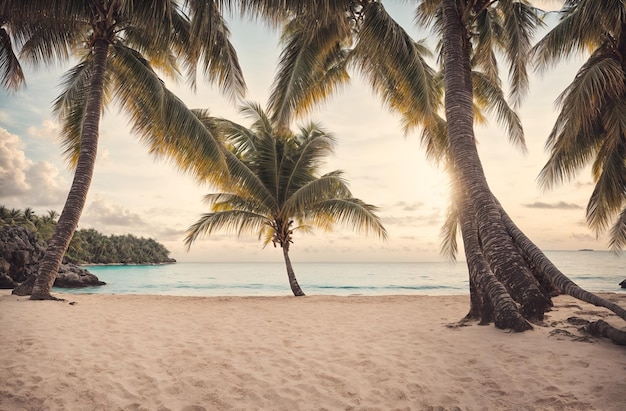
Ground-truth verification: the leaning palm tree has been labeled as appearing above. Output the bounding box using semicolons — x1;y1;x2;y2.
235;0;626;335
5;0;246;300
532;0;626;252
185;102;387;296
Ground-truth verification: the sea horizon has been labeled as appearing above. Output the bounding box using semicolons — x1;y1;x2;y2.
62;250;626;298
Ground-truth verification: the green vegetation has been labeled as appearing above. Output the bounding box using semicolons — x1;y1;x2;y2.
184;103;387;296
2;0;241;299
533;0;626;251
0;206;173;265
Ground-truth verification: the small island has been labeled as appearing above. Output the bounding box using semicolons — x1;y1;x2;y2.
0;206;175;291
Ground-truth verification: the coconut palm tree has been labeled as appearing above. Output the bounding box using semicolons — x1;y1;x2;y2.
3;0;246;300
234;0;626;333
401;0;625;334
185;102;387;296
532;0;626;252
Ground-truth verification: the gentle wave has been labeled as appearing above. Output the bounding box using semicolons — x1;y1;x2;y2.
57;251;626;297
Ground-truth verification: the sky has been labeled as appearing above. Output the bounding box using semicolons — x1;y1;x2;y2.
0;1;608;263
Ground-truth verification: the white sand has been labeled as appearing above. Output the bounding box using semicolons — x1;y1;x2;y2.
1;290;625;410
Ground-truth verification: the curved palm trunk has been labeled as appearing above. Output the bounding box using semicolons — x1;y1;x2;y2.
498;203;626;321
281;244;305;296
457;186;532;331
440;0;626;339
441;0;550;328
30;39;109;300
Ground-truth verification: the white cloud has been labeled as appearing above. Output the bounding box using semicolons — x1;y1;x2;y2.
0;128;67;207
27;119;59;140
82;195;150;231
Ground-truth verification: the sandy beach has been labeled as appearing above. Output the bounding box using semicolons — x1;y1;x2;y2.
1;290;625;410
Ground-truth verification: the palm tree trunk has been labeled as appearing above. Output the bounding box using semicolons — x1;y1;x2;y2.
457;187;532;331
282;244;305;296
499;203;626;321
441;0;550;328
30;39;109;300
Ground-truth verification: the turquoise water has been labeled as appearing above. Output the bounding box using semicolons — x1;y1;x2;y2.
58;251;625;297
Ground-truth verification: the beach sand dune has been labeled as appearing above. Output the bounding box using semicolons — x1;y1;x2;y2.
1;291;625;410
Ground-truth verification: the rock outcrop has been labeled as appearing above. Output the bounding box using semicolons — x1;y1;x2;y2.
0;225;105;292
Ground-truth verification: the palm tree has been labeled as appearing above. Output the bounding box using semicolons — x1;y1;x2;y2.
405;0;625;333
4;0;246;299
236;0;626;333
0;205;8;225
532;0;626;252
185;102;387;296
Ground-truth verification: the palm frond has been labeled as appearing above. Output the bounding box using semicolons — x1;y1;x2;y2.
472;7;500;86
419;114;449;164
283;124;336;198
494;1;542;107
17;15;85;67
585;118;626;233
0;26;25;91
440;200;459;262
52;59;94;168
222;146;279;211
351;1;439;132
538;49;624;190
184;210;269;249
203;191;271;216
183;0;246;100
283;170;350;217
531;0;624;72
108;43;228;184
608;207;626;252
472;70;526;152
307;198;388;240
268;15;351;126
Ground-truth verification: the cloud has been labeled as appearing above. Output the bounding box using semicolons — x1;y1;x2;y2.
83;196;149;231
382;212;442;227
156;227;187;241
523;201;583;210
390;201;426;211
27;119;59;140
0;128;68;207
570;233;597;242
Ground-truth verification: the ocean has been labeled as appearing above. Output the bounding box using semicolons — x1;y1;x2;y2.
58;250;625;297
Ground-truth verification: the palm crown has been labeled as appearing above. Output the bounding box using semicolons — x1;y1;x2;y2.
533;0;626;251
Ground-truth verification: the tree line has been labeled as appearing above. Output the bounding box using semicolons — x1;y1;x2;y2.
0;206;173;265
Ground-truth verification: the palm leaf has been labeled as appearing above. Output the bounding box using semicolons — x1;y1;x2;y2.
608;208;626;252
494;1;542;107
185;210;269;249
472;70;526;151
268;15;351;126
308;198;387;240
283;171;350;217
351;1;439;133
0;25;25;90
182;0;246;99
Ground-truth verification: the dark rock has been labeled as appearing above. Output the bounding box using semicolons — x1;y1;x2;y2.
54;264;106;288
0;225;45;287
1;225;105;293
620;279;626;289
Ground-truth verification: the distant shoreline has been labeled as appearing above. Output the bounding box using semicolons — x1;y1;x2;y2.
79;260;177;267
